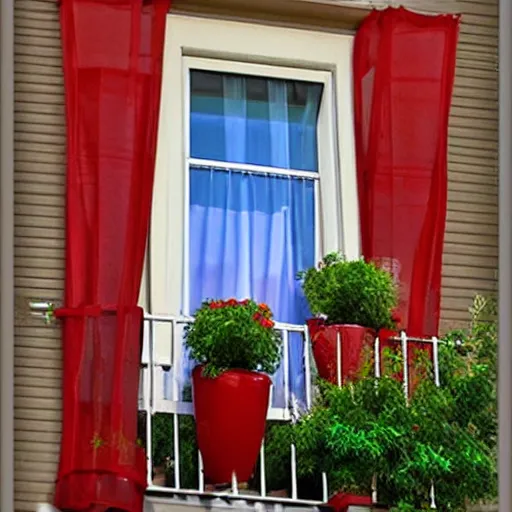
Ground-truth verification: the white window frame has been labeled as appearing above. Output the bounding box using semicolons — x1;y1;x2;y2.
140;13;360;365
183;56;336;315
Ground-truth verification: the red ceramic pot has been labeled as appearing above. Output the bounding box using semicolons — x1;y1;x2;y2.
307;320;375;385
192;366;271;485
327;492;372;512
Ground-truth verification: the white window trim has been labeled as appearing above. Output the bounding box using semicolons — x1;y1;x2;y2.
145;13;359;309
141;14;360;365
182;56;337;315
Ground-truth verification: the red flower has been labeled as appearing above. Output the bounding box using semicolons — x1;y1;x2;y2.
258;303;269;311
209;301;221;309
391;308;402;325
227;298;238;306
253;312;262;321
412;424;420;432
261;319;275;329
241;299;250;305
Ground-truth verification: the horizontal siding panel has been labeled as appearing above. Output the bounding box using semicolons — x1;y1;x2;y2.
443;241;498;257
15;164;66;178
15;91;64;107
448;124;497;142
450;115;497;131
445;222;498;238
15;111;66;127
15;141;66;156
443;265;496;282
447;143;498;160
15;120;66;136
443;252;497;269
15;247;65;261
444;231;497;248
14;336;61;351
454;73;497;91
442;276;497;292
447;190;497;206
14;289;63;302
15;277;65;291
15;357;62;372
15;365;61;380
15;442;59;459
456;52;497;69
15;346;62;363
442;287;492;301
15;54;62;69
15;461;58;480
15;256;65;270
451;95;497;112
13;479;57;494
14;193;64;208
456;1;498;16
448;198;498;213
15;0;57;11
15;225;65;240
446;210;497;226
15;323;61;338
448;161;497;176
15;204;65;219
15;408;61;423
15;216;66;231
14;417;61;433
453;83;498;100
439;308;477;321
15;448;59;464
449;152;498;168
14;397;61;415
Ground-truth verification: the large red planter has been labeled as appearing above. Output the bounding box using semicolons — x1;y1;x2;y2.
307;320;374;385
327;492;373;512
192;366;271;485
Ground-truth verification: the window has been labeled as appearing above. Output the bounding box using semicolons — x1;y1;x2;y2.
140;14;358;411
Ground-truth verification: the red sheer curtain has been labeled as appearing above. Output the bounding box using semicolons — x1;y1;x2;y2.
54;1;170;510
354;7;460;338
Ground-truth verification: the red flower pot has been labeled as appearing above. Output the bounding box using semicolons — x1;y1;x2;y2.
307;320;374;385
327;492;372;512
192;366;271;485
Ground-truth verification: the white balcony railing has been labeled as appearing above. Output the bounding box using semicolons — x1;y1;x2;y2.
138;313;442;506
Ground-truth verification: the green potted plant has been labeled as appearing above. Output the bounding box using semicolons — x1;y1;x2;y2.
184;298;282;487
281;296;497;511
298;252;398;384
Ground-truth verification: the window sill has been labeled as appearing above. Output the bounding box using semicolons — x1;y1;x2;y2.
171;0;371;33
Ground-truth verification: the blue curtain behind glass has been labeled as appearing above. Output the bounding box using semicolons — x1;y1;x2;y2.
190;71;322;172
173;71;321;409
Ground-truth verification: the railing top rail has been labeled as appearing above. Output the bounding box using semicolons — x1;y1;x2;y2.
143;313;306;332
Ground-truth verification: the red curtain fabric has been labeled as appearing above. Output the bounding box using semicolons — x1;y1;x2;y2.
54;1;170;510
353;7;460;338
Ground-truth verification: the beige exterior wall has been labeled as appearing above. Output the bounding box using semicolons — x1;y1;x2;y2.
12;0;498;510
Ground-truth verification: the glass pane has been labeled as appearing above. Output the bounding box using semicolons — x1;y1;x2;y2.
190;70;323;172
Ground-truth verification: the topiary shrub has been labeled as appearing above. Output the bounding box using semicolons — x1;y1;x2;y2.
298;252;398;330
184;298;282;377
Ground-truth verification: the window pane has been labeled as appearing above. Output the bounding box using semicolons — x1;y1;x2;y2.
188;167;315;316
190;70;323;171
